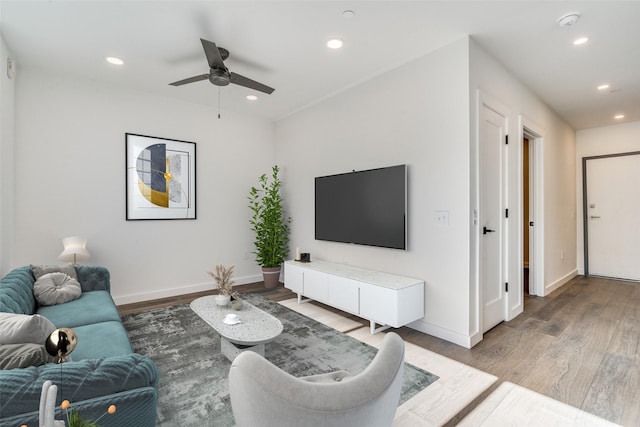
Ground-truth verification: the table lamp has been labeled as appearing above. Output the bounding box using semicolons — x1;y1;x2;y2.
58;236;90;265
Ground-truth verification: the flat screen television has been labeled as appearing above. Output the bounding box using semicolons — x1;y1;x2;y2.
315;165;407;250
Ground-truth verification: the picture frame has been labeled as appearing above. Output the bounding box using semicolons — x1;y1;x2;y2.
126;133;196;220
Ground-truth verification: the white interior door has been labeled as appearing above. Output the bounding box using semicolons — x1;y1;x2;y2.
480;105;507;332
585;153;640;280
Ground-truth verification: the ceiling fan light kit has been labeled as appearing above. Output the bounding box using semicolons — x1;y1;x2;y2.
209;68;230;86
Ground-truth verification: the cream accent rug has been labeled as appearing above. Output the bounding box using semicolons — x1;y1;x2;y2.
459;382;621;426
279;298;620;427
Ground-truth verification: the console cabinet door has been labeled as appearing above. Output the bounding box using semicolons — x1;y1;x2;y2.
360;284;398;327
284;263;304;294
303;269;328;303
328;275;359;314
360;283;424;328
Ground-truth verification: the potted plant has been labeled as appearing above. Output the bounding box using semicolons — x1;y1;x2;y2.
208;264;238;306
248;165;291;288
36;380;117;427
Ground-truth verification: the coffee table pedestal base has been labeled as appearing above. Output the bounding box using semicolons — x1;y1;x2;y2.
221;337;265;361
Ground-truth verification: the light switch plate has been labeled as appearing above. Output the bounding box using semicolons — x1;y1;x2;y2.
435;210;449;225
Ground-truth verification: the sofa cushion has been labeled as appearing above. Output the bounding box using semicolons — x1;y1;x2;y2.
0;343;56;369
71;321;133;360
0;312;56;345
36;290;121;328
33;272;82;306
0;266;37;314
75;266;111;293
31;264;78;281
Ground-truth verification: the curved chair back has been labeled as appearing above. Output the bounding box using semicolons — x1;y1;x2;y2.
229;332;405;427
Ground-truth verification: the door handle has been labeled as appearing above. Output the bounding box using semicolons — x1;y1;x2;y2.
483;226;495;235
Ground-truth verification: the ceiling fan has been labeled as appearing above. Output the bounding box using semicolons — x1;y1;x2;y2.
169;38;275;94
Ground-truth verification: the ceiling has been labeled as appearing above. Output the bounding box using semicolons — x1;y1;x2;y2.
1;1;639;130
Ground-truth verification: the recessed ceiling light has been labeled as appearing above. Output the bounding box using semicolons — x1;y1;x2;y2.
597;84;610;91
573;37;589;46
106;56;124;65
246;94;258;101
327;38;344;49
614;114;625;120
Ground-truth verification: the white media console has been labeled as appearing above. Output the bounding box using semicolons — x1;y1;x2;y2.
284;259;424;334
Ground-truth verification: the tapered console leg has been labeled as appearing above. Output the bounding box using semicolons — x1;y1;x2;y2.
370;321;391;334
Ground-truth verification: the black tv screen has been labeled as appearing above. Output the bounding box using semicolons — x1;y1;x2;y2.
315;165;407;250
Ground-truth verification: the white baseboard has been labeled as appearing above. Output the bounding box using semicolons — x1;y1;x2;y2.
543;269;578;296
113;274;263;306
407;319;475;349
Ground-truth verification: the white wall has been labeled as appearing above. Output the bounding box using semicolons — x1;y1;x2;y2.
0;35;16;275
276;38;473;346
276;36;578;347
11;66;276;304
3;35;581;348
469;38;577;324
576;121;640;273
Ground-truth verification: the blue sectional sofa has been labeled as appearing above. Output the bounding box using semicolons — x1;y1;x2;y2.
0;265;158;427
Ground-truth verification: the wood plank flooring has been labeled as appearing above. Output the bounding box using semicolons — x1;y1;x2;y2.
399;275;639;426
117;275;639;426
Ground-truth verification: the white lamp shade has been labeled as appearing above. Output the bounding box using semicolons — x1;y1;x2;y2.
58;236;90;263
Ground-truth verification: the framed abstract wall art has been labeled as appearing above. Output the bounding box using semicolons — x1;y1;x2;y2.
126;133;196;220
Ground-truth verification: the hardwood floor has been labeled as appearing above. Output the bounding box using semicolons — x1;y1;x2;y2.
399;275;640;426
118;275;639;426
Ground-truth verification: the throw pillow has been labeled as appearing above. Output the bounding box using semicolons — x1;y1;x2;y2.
31;264;78;281
0;312;57;345
0;343;57;369
33;272;82;306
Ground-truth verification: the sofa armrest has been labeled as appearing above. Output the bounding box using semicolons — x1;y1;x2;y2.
0;353;158;419
75;266;111;293
0;266;37;314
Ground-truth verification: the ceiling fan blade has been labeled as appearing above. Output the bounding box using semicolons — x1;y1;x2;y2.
169;74;209;86
201;38;226;70
230;72;275;94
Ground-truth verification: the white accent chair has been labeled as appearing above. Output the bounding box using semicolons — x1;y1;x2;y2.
229;332;405;427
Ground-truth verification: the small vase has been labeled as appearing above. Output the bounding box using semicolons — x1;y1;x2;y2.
215;294;231;306
230;298;243;310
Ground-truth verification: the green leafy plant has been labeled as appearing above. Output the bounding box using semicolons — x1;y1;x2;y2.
61;399;117;427
248;165;291;268
69;411;101;427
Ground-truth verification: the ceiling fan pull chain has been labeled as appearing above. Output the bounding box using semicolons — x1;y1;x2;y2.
218;86;221;119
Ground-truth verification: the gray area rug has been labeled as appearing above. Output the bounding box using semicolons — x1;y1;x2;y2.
122;292;438;426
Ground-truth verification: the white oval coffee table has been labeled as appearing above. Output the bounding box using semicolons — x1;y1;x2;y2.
190;295;283;361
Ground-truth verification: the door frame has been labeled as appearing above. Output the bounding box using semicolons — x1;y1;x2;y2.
582;150;640;277
520;118;545;298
